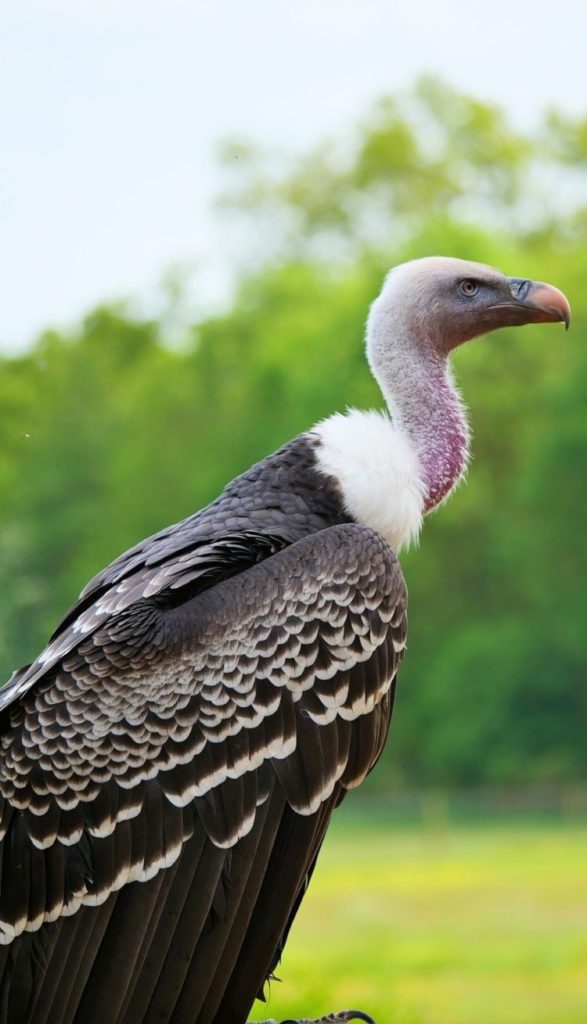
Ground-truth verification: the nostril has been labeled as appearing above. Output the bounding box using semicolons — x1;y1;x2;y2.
509;278;530;300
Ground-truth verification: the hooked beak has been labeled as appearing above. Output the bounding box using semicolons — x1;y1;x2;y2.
493;278;571;330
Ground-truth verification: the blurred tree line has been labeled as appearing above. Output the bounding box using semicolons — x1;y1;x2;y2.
1;79;585;787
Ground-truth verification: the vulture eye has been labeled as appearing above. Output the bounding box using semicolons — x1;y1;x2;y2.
459;279;479;297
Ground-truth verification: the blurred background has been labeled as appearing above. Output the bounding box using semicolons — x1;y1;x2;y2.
1;3;586;1022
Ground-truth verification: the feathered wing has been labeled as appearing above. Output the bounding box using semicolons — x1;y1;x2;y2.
0;522;407;1024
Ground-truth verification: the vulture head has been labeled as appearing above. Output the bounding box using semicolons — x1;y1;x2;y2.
361;255;571;518
368;255;570;358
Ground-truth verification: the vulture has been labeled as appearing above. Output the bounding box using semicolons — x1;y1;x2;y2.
0;257;570;1024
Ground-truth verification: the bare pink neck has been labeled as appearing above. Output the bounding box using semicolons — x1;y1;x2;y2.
374;347;470;513
415;367;470;512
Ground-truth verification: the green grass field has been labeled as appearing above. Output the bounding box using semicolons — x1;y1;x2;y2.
249;812;587;1024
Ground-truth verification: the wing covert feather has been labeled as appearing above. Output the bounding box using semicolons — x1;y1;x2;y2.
0;523;407;945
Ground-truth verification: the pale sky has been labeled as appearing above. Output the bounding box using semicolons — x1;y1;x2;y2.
1;0;585;351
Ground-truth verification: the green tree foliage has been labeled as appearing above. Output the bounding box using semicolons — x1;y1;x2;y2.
1;79;585;785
